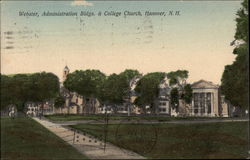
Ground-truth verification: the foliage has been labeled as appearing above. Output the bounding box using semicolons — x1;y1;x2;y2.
181;84;193;104
63;69;106;99
167;70;192;107
1;75;12;110
54;95;65;108
167;70;188;87
99;69;141;112
30;72;60;102
134;72;166;112
0;72;60;111
119;69;141;83
221;0;248;109
100;73;129;105
63;69;106;114
234;0;248;43
170;87;179;108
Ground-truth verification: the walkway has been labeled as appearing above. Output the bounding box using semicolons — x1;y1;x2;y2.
33;117;145;159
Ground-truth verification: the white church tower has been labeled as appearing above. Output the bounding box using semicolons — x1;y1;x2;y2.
63;65;70;82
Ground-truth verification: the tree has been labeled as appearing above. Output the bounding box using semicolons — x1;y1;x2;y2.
0;72;60;114
30;72;60;116
100;74;129;113
167;70;188;87
221;0;248;109
63;69;106;114
134;72;166;114
54;95;65;108
119;69;141;115
99;70;141;114
119;69;141;84
182;84;193;104
170;88;179;111
1;75;12;110
2;74;32;111
167;70;192;113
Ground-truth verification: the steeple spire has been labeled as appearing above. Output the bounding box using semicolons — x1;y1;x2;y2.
63;66;70;81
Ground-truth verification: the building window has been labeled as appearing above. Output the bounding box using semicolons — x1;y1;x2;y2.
162;108;166;112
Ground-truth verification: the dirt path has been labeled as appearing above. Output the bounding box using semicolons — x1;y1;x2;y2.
33;117;145;159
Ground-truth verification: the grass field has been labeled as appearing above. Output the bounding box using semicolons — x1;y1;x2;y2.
70;121;249;159
1;117;88;160
45;114;229;122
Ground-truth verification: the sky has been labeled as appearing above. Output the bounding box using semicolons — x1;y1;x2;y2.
1;0;242;84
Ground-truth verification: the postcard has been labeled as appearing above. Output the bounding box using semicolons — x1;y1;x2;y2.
1;0;249;159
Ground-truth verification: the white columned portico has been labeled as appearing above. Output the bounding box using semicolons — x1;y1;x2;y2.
191;80;220;117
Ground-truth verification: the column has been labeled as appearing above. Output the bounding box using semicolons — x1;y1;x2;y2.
211;93;214;116
198;93;201;116
204;92;207;116
191;99;194;116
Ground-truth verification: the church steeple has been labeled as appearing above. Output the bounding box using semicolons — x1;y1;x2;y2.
63;65;70;81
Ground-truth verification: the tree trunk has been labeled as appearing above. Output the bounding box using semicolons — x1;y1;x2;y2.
67;99;70;115
142;106;146;115
91;98;95;114
127;103;130;116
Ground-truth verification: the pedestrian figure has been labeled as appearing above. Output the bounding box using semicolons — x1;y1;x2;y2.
8;106;15;119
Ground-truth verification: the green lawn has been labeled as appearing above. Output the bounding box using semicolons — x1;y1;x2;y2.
45;114;230;122
70;121;249;159
1;117;88;160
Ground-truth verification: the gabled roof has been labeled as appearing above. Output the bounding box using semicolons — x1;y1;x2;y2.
64;65;69;71
191;79;219;89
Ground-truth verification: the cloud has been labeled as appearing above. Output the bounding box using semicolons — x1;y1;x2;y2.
71;0;93;6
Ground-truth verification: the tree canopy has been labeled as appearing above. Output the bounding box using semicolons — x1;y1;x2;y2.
54;95;65;108
100;73;129;105
167;70;192;107
1;72;60;111
119;69;141;83
221;0;248;109
167;70;188;87
63;69;106;99
170;87;179;109
99;69;140;107
134;72;166;112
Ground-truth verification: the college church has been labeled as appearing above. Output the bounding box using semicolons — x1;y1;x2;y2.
53;66;100;114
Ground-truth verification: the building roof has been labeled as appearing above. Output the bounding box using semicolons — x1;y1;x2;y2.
64;65;69;71
191;79;219;89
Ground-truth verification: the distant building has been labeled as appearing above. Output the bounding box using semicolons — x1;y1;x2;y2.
53;67;235;117
190;80;230;117
25;100;54;117
156;77;171;115
54;66;99;114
